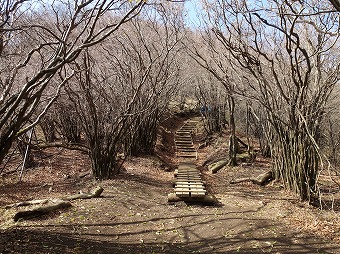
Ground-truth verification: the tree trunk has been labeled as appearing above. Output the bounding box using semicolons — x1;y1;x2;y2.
40;115;57;142
90;145;119;180
230;171;273;185
11;186;104;221
228;96;237;166
13;200;71;222
273;127;319;201
208;160;228;173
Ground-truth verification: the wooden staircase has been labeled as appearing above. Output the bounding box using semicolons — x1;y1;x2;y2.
168;118;217;204
175;120;198;160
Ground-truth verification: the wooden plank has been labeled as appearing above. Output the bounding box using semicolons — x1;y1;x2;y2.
174;186;206;190
175;172;200;175
175;168;198;171
176;178;202;181
190;192;207;197
175;181;205;184
175;172;199;175
175;188;206;193
175;175;201;179
175;173;200;176
175;136;192;140
174;187;190;191
175;141;193;144
175;171;200;175
175;184;205;188
175;170;199;174
174;180;205;186
175;182;205;186
177;154;197;158
175;192;190;197
175;174;201;177
176;176;201;179
177;150;197;153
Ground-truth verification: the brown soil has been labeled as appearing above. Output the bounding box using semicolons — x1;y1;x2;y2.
1;115;339;254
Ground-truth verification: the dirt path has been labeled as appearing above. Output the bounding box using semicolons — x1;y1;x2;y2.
1;154;339;254
1;116;339;253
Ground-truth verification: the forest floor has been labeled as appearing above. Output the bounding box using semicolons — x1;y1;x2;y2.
0;115;340;254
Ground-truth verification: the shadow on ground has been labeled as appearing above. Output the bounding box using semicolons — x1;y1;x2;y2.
1;209;339;254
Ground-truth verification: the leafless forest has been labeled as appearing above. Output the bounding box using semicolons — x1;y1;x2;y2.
0;0;340;253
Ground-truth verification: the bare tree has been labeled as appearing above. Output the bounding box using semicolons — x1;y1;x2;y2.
201;0;340;200
60;3;185;179
195;75;228;135
185;26;242;166
0;0;145;166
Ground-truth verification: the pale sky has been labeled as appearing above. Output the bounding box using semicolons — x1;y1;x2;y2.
184;0;202;27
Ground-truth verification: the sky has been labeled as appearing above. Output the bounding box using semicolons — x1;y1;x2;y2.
184;0;203;28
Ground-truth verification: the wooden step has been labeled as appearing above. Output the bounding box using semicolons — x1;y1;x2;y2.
176;177;202;181
174;181;205;185
175;145;195;149
190;191;207;197
175;182;205;188
175;131;192;135
177;155;197;159
175;140;193;144
175;174;201;179
176;172;200;175
175;138;193;142
174;187;206;191
175;191;190;197
175;135;192;139
175;190;207;197
175;185;205;189
177;148;196;152
175;168;199;173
